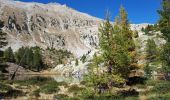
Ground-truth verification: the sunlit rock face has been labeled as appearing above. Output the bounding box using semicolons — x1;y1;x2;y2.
0;0;101;57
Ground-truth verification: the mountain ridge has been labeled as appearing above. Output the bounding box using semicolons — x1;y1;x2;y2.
0;0;149;57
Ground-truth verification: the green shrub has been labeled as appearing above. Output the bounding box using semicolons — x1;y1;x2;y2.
80;87;94;99
145;80;166;86
151;81;170;94
80;87;139;100
68;84;84;93
0;83;12;93
80;80;86;85
148;93;170;100
40;81;59;94
0;74;6;81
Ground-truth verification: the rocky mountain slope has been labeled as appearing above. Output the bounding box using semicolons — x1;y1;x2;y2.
0;0;101;57
0;0;166;77
0;0;162;58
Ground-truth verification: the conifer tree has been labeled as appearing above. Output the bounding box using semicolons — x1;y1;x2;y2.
0;21;7;49
25;48;33;68
146;39;158;63
158;0;170;74
14;47;43;71
99;16;114;64
84;6;137;94
158;0;170;41
33;48;43;71
15;47;26;66
99;6;136;78
4;47;15;62
0;20;7;72
144;39;157;79
161;43;170;73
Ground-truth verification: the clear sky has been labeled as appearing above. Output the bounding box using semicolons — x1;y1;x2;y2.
18;0;162;24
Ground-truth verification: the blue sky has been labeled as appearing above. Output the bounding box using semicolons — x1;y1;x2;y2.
18;0;162;24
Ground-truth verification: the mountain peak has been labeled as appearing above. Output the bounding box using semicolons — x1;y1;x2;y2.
0;0;101;57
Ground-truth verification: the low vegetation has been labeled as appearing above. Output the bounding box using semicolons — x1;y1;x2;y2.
39;81;60;94
0;82;12;93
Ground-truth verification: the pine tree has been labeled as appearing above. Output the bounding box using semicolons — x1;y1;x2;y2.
25;48;33;69
102;6;136;78
146;39;158;62
158;0;170;41
0;21;7;49
144;39;158;79
158;0;170;74
0;20;7;72
84;6;137;94
33;48;43;71
4;47;15;62
15;47;26;66
14;47;43;71
99;16;114;64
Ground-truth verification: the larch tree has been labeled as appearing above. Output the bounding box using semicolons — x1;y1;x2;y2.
102;6;137;78
100;6;137;78
158;0;170;74
84;6;137;94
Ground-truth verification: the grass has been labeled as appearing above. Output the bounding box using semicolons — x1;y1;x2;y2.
147;93;170;100
135;84;147;89
14;76;53;86
151;81;170;94
145;79;166;86
140;80;170;99
68;84;84;93
13;77;69;94
3;75;170;99
14;77;61;94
